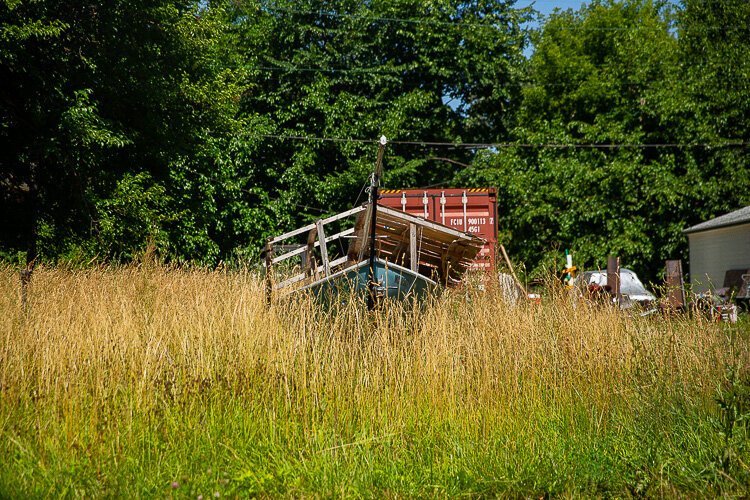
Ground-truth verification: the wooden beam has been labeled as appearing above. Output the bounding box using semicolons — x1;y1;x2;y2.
377;205;480;242
665;260;685;309
275;272;307;289
410;223;418;272
607;256;620;302
320;205;366;225
270;222;317;245
270;206;366;244
275;256;349;290
265;238;273;307
305;228;317;277
272;228;355;264
330;228;356;240
316;220;330;277
349;204;371;262
500;244;527;297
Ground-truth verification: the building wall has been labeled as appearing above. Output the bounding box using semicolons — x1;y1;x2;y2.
688;223;750;293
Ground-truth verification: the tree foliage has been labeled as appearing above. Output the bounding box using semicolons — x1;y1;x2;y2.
459;0;749;280
1;0;246;264
1;0;749;281
1;0;531;264
232;0;530;234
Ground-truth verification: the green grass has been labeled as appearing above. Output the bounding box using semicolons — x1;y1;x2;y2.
1;265;749;497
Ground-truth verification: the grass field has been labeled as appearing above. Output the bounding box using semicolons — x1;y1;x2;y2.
1;265;749;497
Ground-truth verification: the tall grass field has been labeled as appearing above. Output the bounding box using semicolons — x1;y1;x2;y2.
1;265;749;497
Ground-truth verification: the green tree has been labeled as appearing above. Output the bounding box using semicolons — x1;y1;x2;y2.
457;0;693;280
1;0;247;264
231;0;531;241
669;0;750;226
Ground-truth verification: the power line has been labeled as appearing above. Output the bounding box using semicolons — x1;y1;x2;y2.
254;3;748;33
256;4;711;32
253;133;750;150
250;65;400;75
256;134;375;144
245;65;705;90
245;65;748;91
261;4;527;31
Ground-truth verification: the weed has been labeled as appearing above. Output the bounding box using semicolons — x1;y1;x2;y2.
0;265;748;496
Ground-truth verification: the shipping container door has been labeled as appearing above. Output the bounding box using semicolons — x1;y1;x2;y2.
378;188;497;272
436;189;496;271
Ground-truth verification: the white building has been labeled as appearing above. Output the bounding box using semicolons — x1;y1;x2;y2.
683;206;750;293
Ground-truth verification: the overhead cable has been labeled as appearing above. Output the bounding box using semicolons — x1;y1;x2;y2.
260;4;521;30
246;65;721;91
256;4;702;32
251;65;399;75
252;133;749;150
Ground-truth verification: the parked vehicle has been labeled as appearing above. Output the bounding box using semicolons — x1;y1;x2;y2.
580;268;657;309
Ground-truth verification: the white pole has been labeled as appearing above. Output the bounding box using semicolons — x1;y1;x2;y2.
440;191;446;225
462;191;468;230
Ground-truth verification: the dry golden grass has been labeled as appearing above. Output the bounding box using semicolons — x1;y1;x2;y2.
1;265;735;409
1;264;748;496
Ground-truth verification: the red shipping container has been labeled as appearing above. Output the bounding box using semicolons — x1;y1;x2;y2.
378;188;498;272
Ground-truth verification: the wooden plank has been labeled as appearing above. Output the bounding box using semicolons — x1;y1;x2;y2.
607;256;620;301
271;228;355;264
320;205;366;225
316;220;330;277
500;244;527;297
410;223;418;272
349;205;371;262
665;259;685;309
305;228;317;276
328;228;355;241
275;272;307;289
274;243;308;264
270;222;317;245
275;256;349;290
328;255;348;269
377;205;481;242
378;238;459;269
270;206;366;244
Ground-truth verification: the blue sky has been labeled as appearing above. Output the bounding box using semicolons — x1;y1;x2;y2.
516;0;590;18
517;0;590;56
516;0;679;56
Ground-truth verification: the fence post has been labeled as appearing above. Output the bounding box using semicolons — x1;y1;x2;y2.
20;268;32;312
607;255;620;305
665;259;685;310
265;238;273;308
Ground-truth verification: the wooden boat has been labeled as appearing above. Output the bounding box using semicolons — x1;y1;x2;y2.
298;258;436;302
264;137;485;306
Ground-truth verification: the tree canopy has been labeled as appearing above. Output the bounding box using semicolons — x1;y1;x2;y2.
1;0;748;281
458;0;750;279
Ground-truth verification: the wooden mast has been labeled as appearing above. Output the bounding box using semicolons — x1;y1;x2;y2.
367;135;387;310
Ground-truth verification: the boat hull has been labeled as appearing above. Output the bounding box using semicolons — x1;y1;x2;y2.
298;258;436;302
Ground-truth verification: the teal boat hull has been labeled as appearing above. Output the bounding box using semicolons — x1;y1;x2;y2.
298;258;436;302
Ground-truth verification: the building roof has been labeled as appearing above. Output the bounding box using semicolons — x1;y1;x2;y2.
683;206;750;234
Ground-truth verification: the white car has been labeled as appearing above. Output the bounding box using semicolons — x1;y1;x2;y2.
581;268;657;308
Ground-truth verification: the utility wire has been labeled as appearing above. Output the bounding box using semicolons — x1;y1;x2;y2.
261;4;525;30
251;65;400;75
255;4;737;32
247;69;710;91
257;134;375;144
253;133;750;150
251;0;749;33
246;66;748;92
